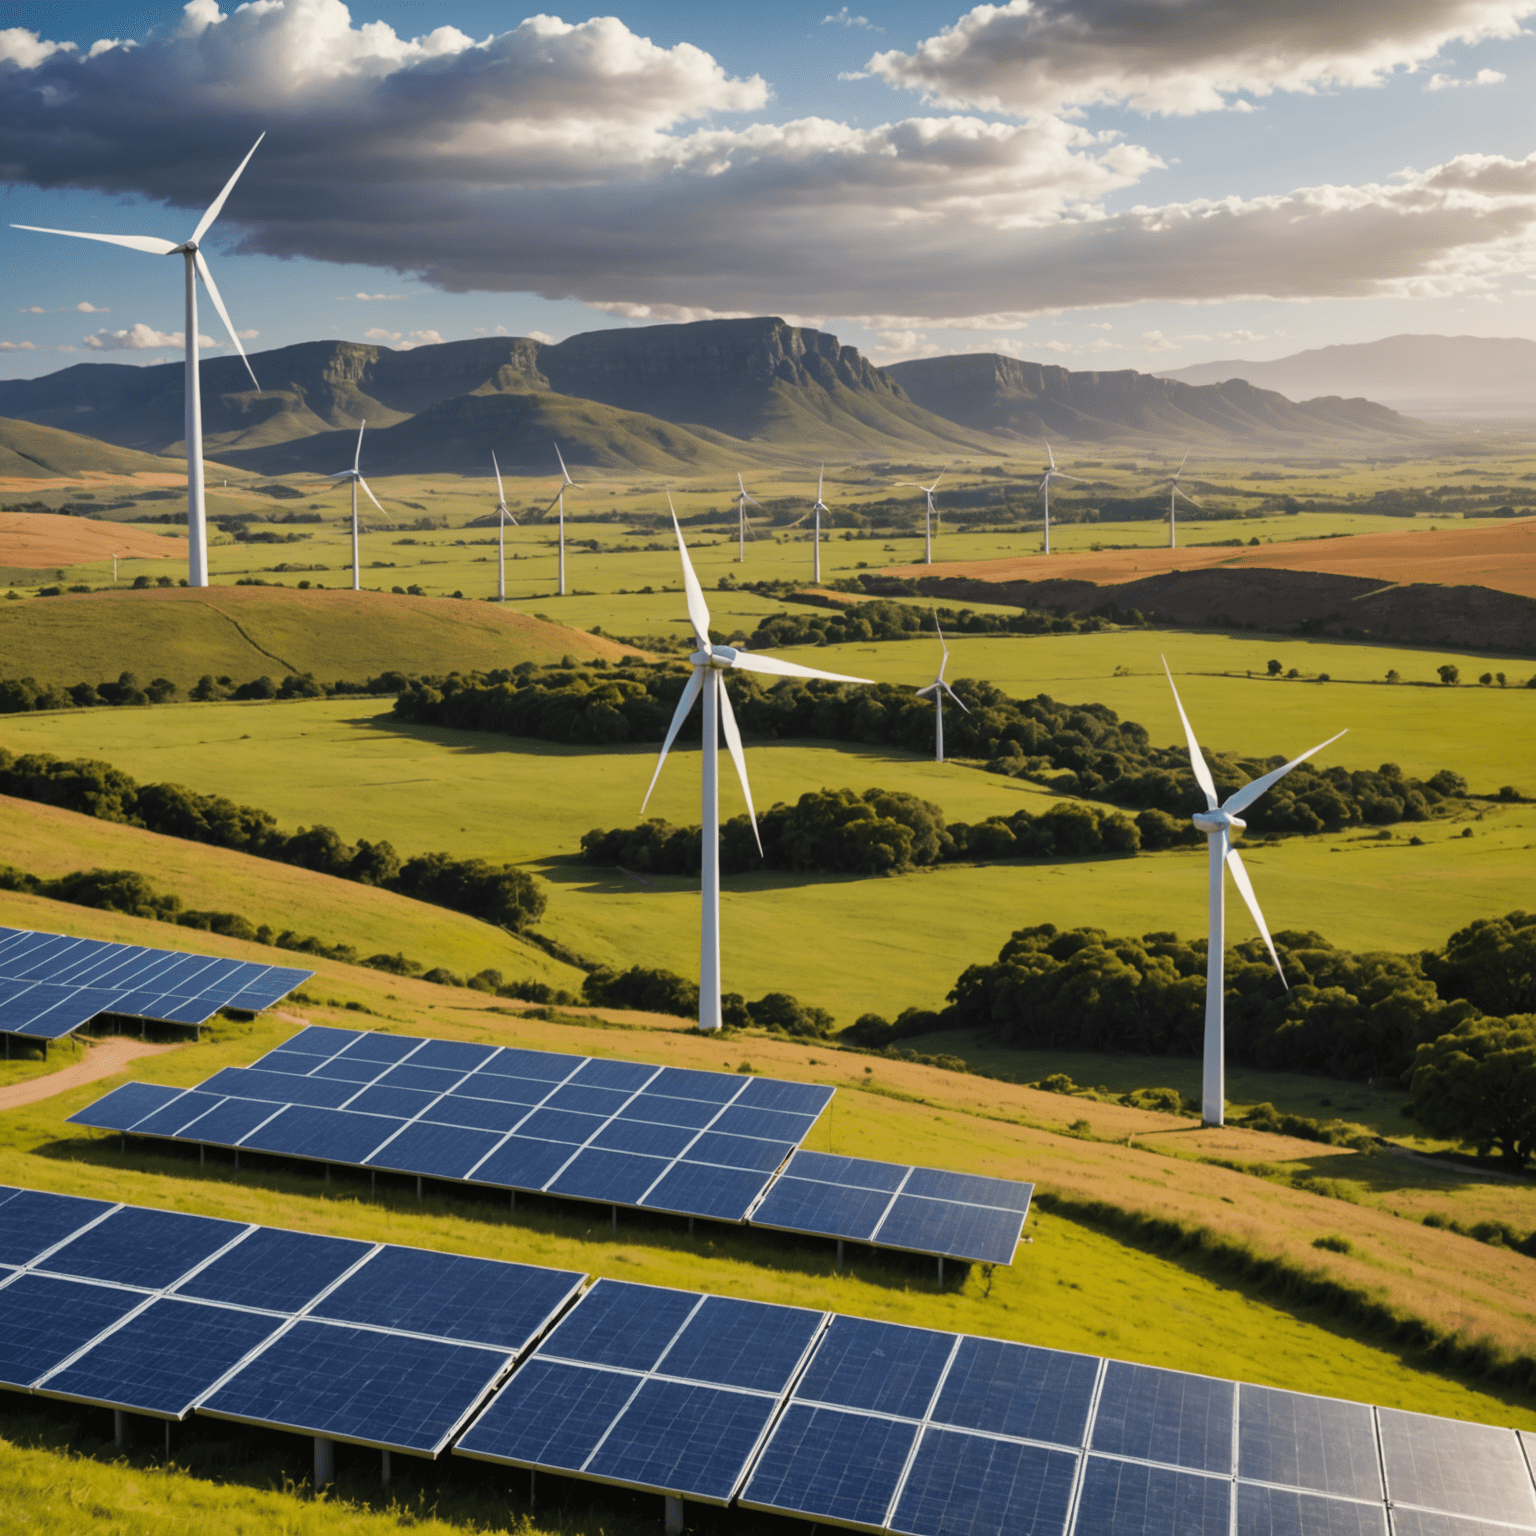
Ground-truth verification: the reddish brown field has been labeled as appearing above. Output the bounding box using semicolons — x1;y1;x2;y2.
892;517;1536;598
0;511;186;568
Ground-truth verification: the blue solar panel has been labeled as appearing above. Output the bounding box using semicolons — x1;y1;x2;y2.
0;1273;143;1388
659;1294;823;1394
621;1093;724;1130
0;1188;113;1265
1238;1384;1383;1500
179;1227;372;1313
42;1207;247;1290
735;1077;835;1118
778;1150;908;1192
199;1067;360;1109
902;1166;1036;1214
1074;1458;1230;1535
239;1105;399;1162
37;1296;282;1418
457;1356;640;1472
200;1320;511;1454
366;1121;503;1180
875;1195;1025;1265
686;1131;794;1173
337;1033;421;1063
550;1148;670;1203
638;1161;775;1222
571;1058;658;1092
128;1090;222;1138
891;1428;1079;1536
544;1280;702;1372
314;1247;582;1352
933;1337;1099;1446
1234;1483;1389;1536
377;1062;464;1094
169;1096;283;1147
1386;1511;1531;1536
648;1066;742;1103
1376;1408;1536;1525
1090;1362;1235;1473
546;1082;637;1117
590;1118;697;1159
482;1047;586;1081
750;1176;893;1241
469;1135;582;1191
796;1316;956;1420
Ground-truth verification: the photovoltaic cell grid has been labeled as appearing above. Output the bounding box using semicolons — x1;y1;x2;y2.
740;1321;1536;1536
457;1278;828;1504
748;1150;1032;1265
71;1024;835;1226
0;925;312;1040
0;1183;582;1456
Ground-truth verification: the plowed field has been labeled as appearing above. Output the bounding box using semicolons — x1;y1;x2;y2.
0;511;186;568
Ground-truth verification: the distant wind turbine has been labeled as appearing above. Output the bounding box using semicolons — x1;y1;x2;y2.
1160;452;1201;549
329;422;387;591
491;452;518;602
536;444;581;596
12;135;265;588
643;500;873;1031
1162;657;1346;1126
1037;443;1082;555
895;468;945;563
809;466;830;585
916;613;968;762
735;474;763;563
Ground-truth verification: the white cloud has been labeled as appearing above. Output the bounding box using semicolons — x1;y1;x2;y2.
363;327;445;349
75;301;110;313
236;328;259;340
0;26;74;68
1427;65;1508;87
0;340;37;351
823;8;879;28
83;323;217;350
865;0;1534;116
527;330;556;344
1218;329;1270;343
346;292;406;301
17;306;46;314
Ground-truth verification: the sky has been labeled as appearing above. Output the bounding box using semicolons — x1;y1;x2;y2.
1;0;1534;382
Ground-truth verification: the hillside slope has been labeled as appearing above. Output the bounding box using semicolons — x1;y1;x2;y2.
0;511;186;570
0;417;194;479
884;353;1423;443
0;584;638;690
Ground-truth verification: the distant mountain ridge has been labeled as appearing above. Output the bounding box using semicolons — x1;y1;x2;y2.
0;318;1425;477
1156;334;1536;418
884;352;1420;444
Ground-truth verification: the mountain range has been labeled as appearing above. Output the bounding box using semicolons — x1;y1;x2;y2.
0;318;1426;477
1157;334;1536;419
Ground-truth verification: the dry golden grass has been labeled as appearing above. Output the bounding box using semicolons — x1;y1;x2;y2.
0;512;186;567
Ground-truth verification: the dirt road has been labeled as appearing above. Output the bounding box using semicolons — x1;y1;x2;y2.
0;1036;180;1113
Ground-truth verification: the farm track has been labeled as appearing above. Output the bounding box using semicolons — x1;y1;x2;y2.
0;1036;179;1112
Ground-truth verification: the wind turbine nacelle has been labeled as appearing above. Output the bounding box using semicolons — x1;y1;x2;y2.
1192;808;1246;834
691;645;736;669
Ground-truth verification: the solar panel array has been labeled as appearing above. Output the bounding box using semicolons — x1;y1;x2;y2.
0;926;311;1041
0;1184;582;1455
71;1025;835;1225
750;1151;1032;1266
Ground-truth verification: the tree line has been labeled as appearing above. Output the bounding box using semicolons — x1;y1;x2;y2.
0;669;407;715
0;748;545;935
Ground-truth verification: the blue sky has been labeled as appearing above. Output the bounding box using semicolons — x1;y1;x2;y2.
2;0;1533;381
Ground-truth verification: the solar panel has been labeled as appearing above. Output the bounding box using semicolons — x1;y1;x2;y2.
1377;1408;1536;1526
73;1025;836;1230
0;925;312;1040
749;1149;1032;1264
456;1278;827;1505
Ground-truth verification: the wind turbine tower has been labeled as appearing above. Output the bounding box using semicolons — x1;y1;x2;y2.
643;503;873;1031
491;452;518;601
916;614;968;761
1162;658;1346;1126
329;422;387;592
735;475;763;563
1036;443;1082;555
896;469;945;563
809;467;831;585
1162;453;1200;549
13;135;266;588
537;444;581;596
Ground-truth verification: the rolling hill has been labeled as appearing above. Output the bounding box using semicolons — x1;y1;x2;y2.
883;353;1424;445
0;584;639;691
0;416;191;479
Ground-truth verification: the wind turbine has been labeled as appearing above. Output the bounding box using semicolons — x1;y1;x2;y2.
896;469;945;564
916;613;968;762
536;444;581;595
1037;443;1082;555
329;422;387;592
643;500;873;1031
809;466;831;585
490;452;518;602
13;135;265;589
1162;658;1346;1127
1160;452;1200;549
734;474;763;563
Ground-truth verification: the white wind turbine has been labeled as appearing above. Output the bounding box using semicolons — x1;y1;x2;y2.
491;452;518;602
1037;443;1082;555
1162;658;1346;1127
13;135;266;589
535;443;581;596
809;466;831;585
643;500;873;1031
734;474;763;563
916;613;968;762
329;422;387;592
1160;452;1200;549
896;469;945;563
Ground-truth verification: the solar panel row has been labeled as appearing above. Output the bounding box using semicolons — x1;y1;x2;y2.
69;1027;1031;1262
0;926;311;1040
4;1183;1531;1535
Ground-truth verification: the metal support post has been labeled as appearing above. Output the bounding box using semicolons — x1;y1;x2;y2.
665;1494;685;1535
199;1144;205;1167
416;1176;422;1200
836;1239;843;1270
314;1435;335;1491
509;1190;516;1211
164;1420;171;1460
688;1217;694;1235
381;1449;391;1487
325;1164;331;1188
371;1171;376;1199
937;1256;944;1284
530;1469;537;1511
114;1409;125;1448
612;1205;618;1233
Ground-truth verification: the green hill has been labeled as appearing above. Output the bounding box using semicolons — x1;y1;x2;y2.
0;416;189;478
0;584;637;691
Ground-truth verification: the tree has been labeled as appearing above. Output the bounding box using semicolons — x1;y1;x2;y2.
1479;673;1493;686
1438;664;1460;685
1267;659;1282;676
1385;670;1400;684
1406;1016;1536;1168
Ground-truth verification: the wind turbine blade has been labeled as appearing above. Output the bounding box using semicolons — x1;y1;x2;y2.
1161;656;1219;810
1225;847;1287;987
641;667;704;813
190;132;265;246
492;451;505;505
915;682;940;698
941;679;970;712
818;464;824;502
729;651;872;685
929;468;946;492
356;476;387;518
1054;472;1085;483
1223;729;1348;817
193;251;259;390
717;681;763;856
354;420;366;474
669;497;713;649
1045;441;1056;470
1174;487;1202;507
10;224;179;256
